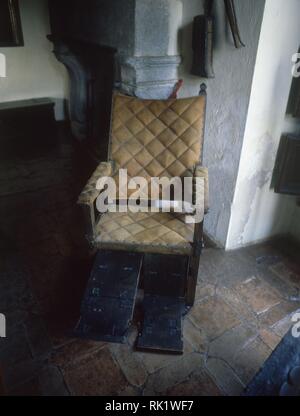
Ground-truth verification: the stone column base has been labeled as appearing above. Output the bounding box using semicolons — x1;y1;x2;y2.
119;55;181;99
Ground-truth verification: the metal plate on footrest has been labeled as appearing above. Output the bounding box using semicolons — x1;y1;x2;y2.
74;250;142;343
137;295;185;354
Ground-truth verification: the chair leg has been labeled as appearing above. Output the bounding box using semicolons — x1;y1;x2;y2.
186;252;201;307
186;222;204;307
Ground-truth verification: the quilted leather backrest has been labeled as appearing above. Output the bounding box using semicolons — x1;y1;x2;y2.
109;93;206;182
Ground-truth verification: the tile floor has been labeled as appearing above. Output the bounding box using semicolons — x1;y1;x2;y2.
0;124;300;396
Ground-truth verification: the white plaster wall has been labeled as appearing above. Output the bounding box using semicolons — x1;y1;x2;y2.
226;0;300;249
178;0;265;247
0;0;68;119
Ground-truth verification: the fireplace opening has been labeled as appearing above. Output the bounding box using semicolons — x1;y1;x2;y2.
48;35;116;162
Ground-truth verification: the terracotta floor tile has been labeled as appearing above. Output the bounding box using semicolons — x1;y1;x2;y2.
183;318;209;353
229;337;272;385
269;262;300;289
63;348;128;396
195;283;215;302
272;316;294;338
109;343;148;387
143;353;204;395
189;296;240;340
135;350;183;375
234;276;282;314
209;324;257;363
50;339;106;369
166;369;222;396
259;329;281;350
259;301;300;328
206;358;245;396
216;285;258;325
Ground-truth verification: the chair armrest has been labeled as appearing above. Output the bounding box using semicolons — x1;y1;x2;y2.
194;165;209;213
77;161;113;206
77;161;114;245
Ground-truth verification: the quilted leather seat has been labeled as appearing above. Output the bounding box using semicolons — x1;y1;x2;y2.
94;211;194;255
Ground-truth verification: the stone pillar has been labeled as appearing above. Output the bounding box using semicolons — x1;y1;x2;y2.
48;0;183;141
119;55;181;99
119;0;183;99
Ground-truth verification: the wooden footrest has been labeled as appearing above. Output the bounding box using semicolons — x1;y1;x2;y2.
137;295;185;353
74;250;142;343
137;253;188;354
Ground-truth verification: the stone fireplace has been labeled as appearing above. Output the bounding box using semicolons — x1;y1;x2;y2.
48;0;182;160
48;35;116;159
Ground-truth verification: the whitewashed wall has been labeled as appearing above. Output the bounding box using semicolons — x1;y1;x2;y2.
0;0;68;120
178;0;266;247
226;0;300;249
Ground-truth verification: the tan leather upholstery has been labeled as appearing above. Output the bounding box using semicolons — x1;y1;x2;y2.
109;93;206;197
94;211;194;255
78;161;113;206
78;92;208;256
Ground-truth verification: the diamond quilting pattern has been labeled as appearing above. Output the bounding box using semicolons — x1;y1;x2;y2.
95;211;194;255
109;93;205;182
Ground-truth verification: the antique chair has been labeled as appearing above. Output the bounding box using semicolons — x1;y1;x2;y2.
76;84;209;352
